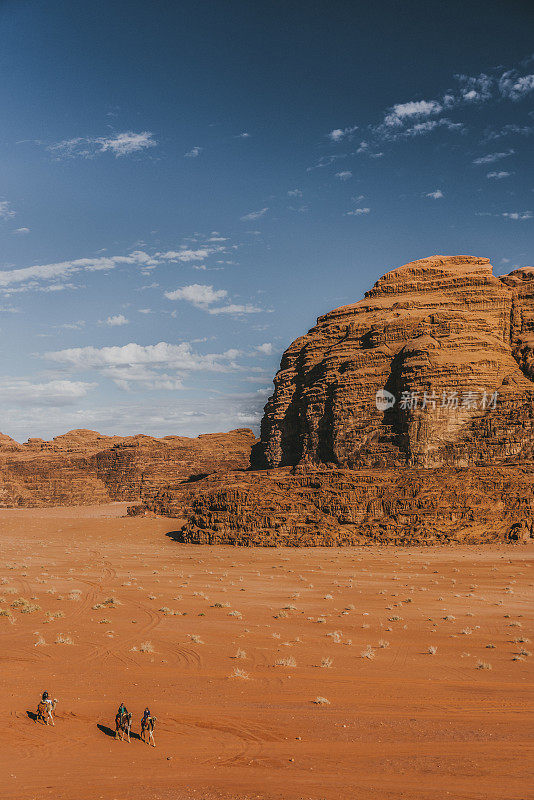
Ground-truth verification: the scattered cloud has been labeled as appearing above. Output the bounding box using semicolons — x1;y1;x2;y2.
184;146;202;158
105;314;129;326
328;125;358;142
0;379;94;406
287;189;302;197
502;211;532;221
498;70;534;101
48;131;156;159
335;171;352;181
45;341;241;375
345;207;370;216
12;227;30;235
384;99;443;127
0;250;158;290
486;171;511;179
425;189;444;199
0;201;16;219
164;283;263;315
164;283;227;308
240;207;269;221
237;132;250;138
255;342;273;355
473;149;514;165
208;303;263;315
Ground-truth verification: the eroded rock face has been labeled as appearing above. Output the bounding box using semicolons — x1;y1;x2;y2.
139;255;534;545
256;255;534;469
0;428;256;507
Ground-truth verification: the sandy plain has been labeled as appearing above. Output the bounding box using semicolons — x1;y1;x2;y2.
0;504;532;800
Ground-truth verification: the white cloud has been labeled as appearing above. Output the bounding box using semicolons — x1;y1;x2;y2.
12;227;30;235
184;146;202;158
336;171;352;181
44;341;241;375
502;211;532;221
345;207;370;216
0;379;94;406
164;283;228;308
48;131;156;159
156;248;216;262
425;190;444;199
256;342;273;355
105;314;129;326
487;171;511;179
499;71;534;100
0;201;15;219
455;73;493;103
0;250;158;289
287;189;303;197
328;125;358;142
208;303;263;315
238;132;250;138
384;100;442;127
240;207;269;221
473;149;514;165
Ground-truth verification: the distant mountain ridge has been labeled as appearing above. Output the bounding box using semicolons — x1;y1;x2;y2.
0;428;256;507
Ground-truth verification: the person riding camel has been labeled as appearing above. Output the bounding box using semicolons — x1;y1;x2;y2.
142;707;151;723
117;703;128;719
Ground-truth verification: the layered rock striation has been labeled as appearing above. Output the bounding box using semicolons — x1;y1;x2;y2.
139;255;534;544
0;428;256;507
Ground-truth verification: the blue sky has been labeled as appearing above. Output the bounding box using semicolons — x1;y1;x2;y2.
0;0;533;441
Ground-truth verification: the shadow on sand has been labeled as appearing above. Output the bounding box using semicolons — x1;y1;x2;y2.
26;710;38;722
165;530;187;543
97;723;140;740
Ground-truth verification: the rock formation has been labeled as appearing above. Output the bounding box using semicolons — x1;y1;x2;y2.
137;255;534;545
0;428;256;507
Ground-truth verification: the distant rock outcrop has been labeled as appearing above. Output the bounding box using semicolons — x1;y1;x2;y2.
0;428;256;507
138;255;534;544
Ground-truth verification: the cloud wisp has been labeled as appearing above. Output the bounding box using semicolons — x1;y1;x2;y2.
165;283;263;315
48;131;157;159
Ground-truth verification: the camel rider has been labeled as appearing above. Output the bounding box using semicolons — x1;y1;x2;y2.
42;691;52;706
142;707;151;723
117;703;128;719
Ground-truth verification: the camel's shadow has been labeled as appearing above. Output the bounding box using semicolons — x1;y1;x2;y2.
26;711;38;722
97;723;141;740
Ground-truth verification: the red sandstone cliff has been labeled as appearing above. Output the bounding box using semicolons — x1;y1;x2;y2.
137;255;534;545
0;428;256;507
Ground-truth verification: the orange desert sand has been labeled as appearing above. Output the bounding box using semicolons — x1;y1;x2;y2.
0;504;532;800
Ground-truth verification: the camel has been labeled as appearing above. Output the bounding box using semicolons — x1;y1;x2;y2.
36;698;58;726
115;711;132;742
140;715;157;747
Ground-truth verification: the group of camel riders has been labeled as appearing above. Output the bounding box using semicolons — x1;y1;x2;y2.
37;692;156;746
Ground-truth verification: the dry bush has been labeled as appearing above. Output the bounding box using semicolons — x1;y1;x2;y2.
275;656;296;667
378;639;389;648
229;667;249;679
320;656;333;668
234;648;246;659
313;696;330;705
361;645;375;660
428;645;437;655
140;641;154;653
55;633;73;645
189;634;204;644
476;661;492;670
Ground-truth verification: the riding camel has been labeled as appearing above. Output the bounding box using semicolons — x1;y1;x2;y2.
115;710;132;742
140;714;157;747
36;698;58;726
